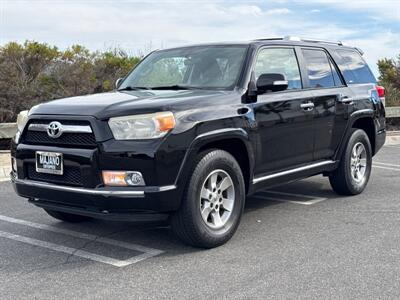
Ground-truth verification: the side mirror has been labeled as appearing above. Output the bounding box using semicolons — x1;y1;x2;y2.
115;78;124;89
256;73;288;93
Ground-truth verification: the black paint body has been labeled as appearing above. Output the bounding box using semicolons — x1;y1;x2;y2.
11;40;386;221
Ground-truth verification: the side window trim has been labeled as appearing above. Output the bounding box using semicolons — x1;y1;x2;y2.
298;46;346;90
327;49;346;87
328;57;345;87
294;46;309;89
326;49;348;87
252;45;303;91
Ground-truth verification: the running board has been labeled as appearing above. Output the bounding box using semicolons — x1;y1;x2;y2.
252;160;335;184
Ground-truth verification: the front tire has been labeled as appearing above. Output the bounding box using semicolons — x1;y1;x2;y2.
44;209;92;223
171;149;245;248
329;129;372;195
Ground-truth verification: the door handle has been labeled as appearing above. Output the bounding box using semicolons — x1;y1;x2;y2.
300;102;314;111
338;95;354;104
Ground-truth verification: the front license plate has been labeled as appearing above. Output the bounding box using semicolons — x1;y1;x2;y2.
35;151;63;175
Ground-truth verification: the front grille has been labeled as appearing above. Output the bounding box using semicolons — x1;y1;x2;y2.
27;164;83;186
23;120;96;147
24;131;96;146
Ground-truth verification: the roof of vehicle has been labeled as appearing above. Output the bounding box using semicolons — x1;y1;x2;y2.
159;36;362;55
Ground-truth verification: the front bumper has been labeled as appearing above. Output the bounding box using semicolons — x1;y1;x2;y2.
11;171;177;221
10;115;193;220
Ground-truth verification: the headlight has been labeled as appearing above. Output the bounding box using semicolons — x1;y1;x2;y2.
108;111;176;140
16;110;29;132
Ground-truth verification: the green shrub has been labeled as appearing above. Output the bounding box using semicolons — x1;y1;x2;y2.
0;41;141;123
377;56;400;107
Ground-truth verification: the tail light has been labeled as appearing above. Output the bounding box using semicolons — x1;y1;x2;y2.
376;85;385;98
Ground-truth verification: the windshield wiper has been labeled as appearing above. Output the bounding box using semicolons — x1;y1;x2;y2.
118;86;150;91
148;85;198;90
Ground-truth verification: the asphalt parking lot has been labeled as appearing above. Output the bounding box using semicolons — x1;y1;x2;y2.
0;145;399;299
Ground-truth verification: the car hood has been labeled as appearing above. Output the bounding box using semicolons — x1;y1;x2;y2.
29;90;234;119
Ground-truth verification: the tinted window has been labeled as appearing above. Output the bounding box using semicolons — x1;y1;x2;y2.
336;50;376;84
302;49;336;88
120;46;248;90
254;48;302;90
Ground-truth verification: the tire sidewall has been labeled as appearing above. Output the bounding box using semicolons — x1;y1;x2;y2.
186;150;245;240
344;129;372;194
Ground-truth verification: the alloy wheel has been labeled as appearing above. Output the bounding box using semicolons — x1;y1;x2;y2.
350;142;367;183
199;169;235;229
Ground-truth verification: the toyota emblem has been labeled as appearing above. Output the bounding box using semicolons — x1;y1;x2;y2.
47;121;63;138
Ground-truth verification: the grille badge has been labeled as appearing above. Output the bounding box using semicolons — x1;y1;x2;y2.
47;121;63;138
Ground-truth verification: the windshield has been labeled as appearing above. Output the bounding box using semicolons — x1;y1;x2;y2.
119;45;248;90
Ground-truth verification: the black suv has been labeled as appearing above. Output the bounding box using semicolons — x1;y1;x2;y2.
11;37;386;248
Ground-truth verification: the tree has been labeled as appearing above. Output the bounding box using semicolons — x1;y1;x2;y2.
377;55;400;107
0;41;60;122
0;41;141;123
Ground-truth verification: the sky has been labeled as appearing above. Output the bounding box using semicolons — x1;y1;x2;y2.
1;0;400;76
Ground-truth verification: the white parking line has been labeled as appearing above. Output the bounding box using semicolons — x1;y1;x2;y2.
373;165;400;171
0;230;133;267
374;161;400;168
0;214;164;267
385;145;400;149
263;190;323;200
253;190;328;205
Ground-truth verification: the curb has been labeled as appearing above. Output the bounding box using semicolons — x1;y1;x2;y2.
0;123;17;139
0;168;11;182
387;131;400;136
0;152;11;182
386;131;400;146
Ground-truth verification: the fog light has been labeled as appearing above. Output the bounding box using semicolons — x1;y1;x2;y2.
11;157;17;172
102;171;145;186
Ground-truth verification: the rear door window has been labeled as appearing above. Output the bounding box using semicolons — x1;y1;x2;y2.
301;49;336;88
336;50;376;84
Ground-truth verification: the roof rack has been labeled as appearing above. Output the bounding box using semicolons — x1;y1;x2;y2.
252;37;284;41
253;36;365;55
283;36;344;46
253;36;345;46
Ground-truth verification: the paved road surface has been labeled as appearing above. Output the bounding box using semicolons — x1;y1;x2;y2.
0;145;399;299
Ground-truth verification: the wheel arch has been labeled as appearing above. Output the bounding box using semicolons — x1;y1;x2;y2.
352;117;376;155
175;128;254;195
334;111;377;161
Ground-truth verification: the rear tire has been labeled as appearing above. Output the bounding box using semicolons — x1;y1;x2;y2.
171;149;245;248
44;209;92;223
329;129;372;195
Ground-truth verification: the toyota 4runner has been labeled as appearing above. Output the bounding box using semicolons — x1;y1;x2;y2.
11;37;386;248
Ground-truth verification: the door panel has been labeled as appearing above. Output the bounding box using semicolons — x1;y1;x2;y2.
312;88;349;160
299;47;351;161
253;90;315;176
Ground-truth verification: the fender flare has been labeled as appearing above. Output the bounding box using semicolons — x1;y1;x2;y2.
334;109;376;160
173;128;254;196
